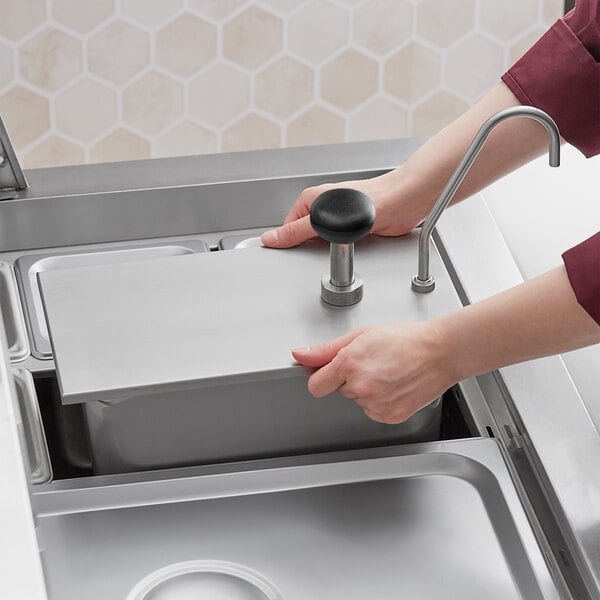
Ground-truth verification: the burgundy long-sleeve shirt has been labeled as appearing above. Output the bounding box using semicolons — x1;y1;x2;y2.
501;0;600;324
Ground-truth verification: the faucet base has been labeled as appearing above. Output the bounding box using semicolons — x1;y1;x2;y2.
412;275;435;293
321;274;364;306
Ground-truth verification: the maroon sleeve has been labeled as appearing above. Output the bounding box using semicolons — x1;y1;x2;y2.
501;0;600;158
563;232;600;324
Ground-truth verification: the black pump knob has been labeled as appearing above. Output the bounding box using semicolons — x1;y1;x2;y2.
310;188;375;244
309;188;375;306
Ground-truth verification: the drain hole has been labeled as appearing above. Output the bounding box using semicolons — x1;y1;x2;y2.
485;426;495;438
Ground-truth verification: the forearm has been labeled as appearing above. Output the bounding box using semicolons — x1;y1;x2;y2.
437;265;600;382
383;81;561;223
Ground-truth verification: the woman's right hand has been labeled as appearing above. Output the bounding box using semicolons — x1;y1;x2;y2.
260;169;427;248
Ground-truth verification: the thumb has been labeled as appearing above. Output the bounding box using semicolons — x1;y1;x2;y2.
292;329;363;367
261;215;315;248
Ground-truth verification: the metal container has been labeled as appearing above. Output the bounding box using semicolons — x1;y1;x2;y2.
0;261;29;362
12;368;52;484
84;376;442;474
15;238;210;359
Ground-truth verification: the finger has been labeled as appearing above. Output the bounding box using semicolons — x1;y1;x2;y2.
337;383;356;399
307;360;347;398
362;407;388;423
260;215;315;248
292;329;363;368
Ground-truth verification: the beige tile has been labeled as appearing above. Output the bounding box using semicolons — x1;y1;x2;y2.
260;0;307;13
0;86;49;148
156;13;217;77
288;0;348;65
123;72;183;134
509;28;546;64
223;6;283;69
385;42;440;104
189;63;249;127
23;136;84;169
320;49;378;111
354;0;412;55
445;34;504;99
19;28;82;92
0;0;46;41
544;0;564;23
417;0;475;48
412;91;469;136
188;0;247;20
222;113;281;152
53;0;114;34
287;105;344;146
56;79;118;142
0;42;14;90
88;21;149;85
479;0;537;41
349;98;408;141
121;0;184;28
255;57;314;118
90;128;150;163
155;121;217;157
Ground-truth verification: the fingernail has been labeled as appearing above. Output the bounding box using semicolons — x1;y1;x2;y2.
292;347;310;354
261;229;278;246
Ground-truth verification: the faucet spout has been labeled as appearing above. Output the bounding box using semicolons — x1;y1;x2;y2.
411;106;560;293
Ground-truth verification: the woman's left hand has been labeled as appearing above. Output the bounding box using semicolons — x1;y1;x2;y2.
292;322;458;424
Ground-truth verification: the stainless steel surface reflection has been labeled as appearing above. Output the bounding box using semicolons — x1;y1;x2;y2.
0;262;29;362
128;561;280;600
15;238;209;359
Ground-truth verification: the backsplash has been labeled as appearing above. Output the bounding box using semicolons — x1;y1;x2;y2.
0;0;562;168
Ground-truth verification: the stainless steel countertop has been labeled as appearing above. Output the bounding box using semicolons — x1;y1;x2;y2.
437;145;600;596
1;139;598;599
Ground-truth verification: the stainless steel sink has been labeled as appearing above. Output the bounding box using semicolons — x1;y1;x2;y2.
15;238;210;359
0;261;29;362
35;439;561;600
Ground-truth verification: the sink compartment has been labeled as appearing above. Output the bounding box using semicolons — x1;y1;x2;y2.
0;262;29;362
15;238;210;359
36;439;560;600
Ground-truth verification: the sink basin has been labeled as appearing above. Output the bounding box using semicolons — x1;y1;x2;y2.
36;439;561;600
15;238;209;359
0;262;29;362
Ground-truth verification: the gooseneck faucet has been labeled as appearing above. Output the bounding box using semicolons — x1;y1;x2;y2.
411;106;561;293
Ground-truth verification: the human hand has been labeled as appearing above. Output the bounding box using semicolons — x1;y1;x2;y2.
261;170;425;248
292;322;457;424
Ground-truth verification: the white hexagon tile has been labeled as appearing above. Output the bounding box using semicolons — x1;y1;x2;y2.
0;0;563;168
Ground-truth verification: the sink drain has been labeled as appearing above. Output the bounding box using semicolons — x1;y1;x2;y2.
127;560;282;600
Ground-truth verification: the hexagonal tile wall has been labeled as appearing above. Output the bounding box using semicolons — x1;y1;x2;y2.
222;113;281;152
223;6;283;70
24;136;84;169
288;0;348;65
156;13;217;77
189;63;250;128
91;129;151;164
320;49;378;111
55;79;118;142
0;0;564;166
255;57;314;119
0;86;49;148
0;0;46;42
445;34;505;98
123;72;184;135
354;0;413;55
417;0;476;48
479;0;539;40
0;43;14;90
52;0;114;34
121;0;184;28
88;21;149;85
19;28;82;92
155;121;217;158
385;43;441;105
